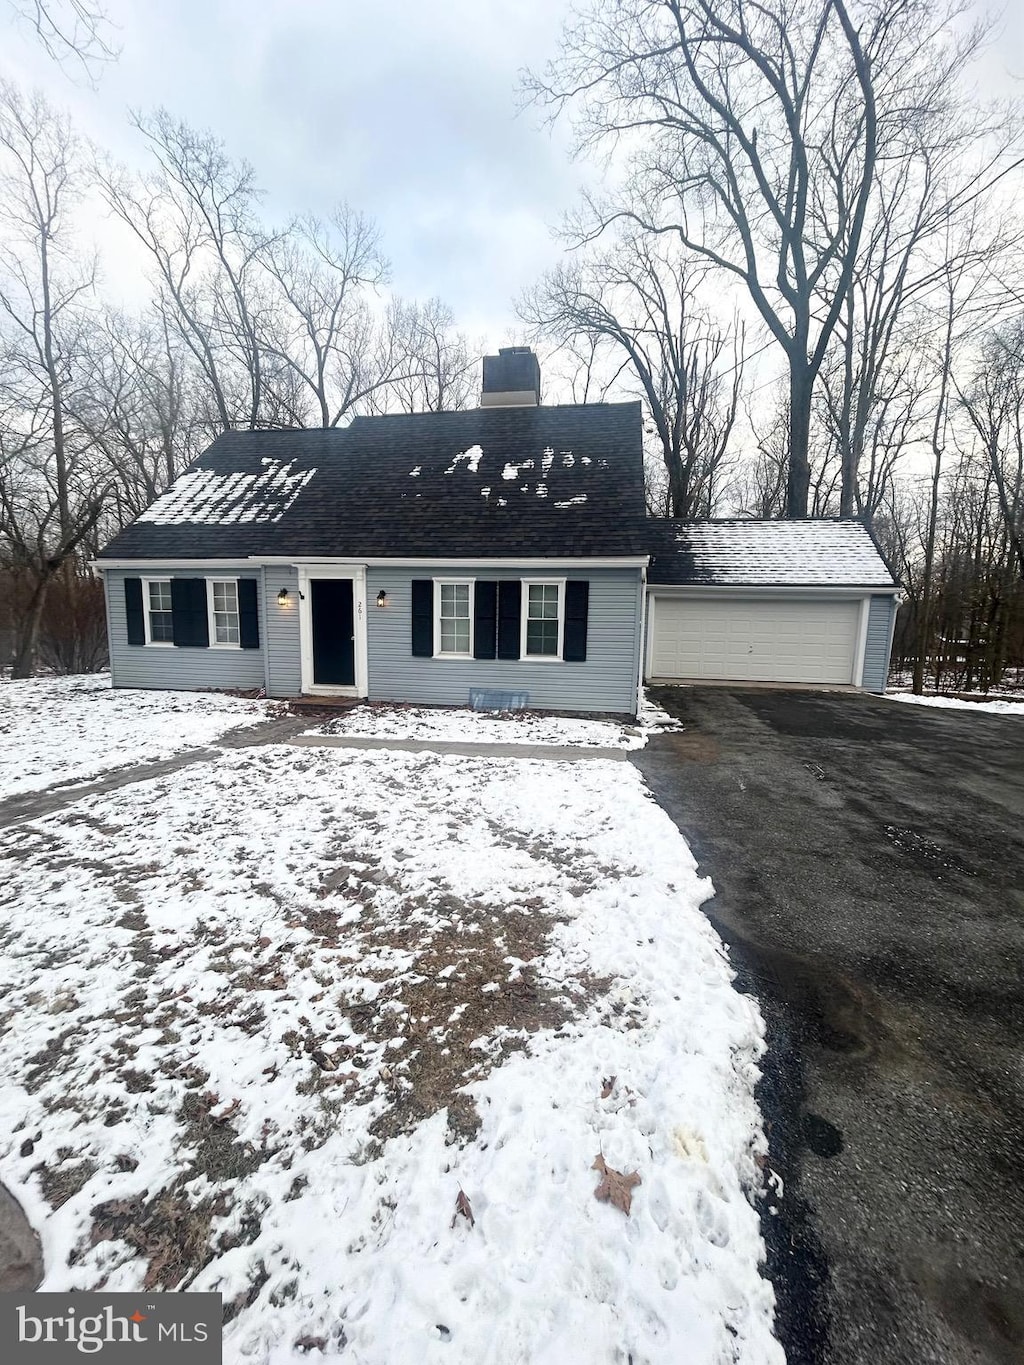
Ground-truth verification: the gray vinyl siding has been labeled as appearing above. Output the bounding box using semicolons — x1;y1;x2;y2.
104;568;265;692
862;593;897;693
262;565;302;697
367;567;642;715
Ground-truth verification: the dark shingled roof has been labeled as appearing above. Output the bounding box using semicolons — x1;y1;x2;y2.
647;518;898;587
98;402;648;561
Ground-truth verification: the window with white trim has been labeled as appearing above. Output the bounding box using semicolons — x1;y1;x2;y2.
209;579;240;646
523;580;564;659
144;578;173;644
435;580;473;657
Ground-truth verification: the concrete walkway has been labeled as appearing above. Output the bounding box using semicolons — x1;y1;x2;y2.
288;733;631;761
0;716;308;829
0;719;630;831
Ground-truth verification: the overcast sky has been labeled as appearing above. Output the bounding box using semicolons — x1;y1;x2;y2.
2;0;1023;359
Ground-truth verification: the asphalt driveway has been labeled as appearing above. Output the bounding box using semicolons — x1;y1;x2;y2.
635;688;1024;1365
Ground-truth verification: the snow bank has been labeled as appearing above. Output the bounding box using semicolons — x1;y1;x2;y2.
886;691;1024;716
0;674;275;797
305;694;682;750
0;739;779;1364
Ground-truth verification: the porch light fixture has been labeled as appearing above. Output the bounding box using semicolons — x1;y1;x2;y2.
277;587;290;606
376;590;388;608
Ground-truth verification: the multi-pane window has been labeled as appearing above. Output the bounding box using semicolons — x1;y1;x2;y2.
211;580;240;645
146;579;173;643
525;583;561;657
437;582;471;655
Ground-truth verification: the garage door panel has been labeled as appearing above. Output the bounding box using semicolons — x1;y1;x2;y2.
651;597;860;684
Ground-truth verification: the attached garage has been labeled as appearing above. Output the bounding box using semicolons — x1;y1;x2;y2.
650;595;862;685
645;520;899;692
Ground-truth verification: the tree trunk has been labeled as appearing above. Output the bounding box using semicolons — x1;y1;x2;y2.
787;367;812;518
10;575;51;680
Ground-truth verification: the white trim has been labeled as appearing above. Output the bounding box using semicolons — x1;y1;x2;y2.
647;583;898;598
521;578;566;662
637;564;648;711
297;566;368;697
852;597;871;687
253;556;651;570
206;578;242;650
432;577;475;660
96;559;253;571
259;567;271;695
141;575;174;647
96;556;651;571
883;595;899;695
644;580;656;682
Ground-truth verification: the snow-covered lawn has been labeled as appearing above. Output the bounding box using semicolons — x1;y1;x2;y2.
0;674;277;798
0;684;779;1364
886;691;1024;716
306;695;681;749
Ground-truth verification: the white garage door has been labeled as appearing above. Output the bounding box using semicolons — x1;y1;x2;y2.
650;596;861;684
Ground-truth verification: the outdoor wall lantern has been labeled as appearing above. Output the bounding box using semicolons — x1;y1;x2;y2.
376;590;389;608
277;587;290;606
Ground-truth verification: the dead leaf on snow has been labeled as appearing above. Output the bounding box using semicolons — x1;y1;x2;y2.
600;1075;616;1099
450;1187;475;1230
592;1154;641;1216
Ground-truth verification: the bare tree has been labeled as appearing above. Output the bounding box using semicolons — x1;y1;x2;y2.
98;111;276;431
384;298;476;414
527;0;918;515
957;321;1024;580
815;8;1022;515
522;234;743;516
100;120;451;429
256;208;401;425
8;0;118;79
0;80;107;676
907;236;1002;693
74;309;206;526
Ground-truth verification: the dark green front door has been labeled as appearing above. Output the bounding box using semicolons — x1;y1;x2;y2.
310;579;355;686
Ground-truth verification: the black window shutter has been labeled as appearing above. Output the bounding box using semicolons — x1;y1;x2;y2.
473;581;498;659
124;577;145;646
411;579;434;657
497;580;521;660
564;581;589;662
238;578;260;649
171;577;210;648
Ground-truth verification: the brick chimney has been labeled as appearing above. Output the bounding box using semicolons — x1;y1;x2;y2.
480;346;541;407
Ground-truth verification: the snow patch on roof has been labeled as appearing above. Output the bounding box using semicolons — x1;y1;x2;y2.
561;451;575;467
541;446;555;474
479;486;491;499
502;458;534;481
535;483;548;498
139;459;315;526
408;466;421;478
444;445;484;475
650;520;896;587
555;495;588;508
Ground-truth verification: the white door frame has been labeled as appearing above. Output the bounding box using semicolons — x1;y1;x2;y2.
297;565;368;697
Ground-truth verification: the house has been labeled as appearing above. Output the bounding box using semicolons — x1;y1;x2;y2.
96;348;899;713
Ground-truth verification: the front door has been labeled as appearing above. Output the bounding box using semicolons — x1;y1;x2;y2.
310;578;355;686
